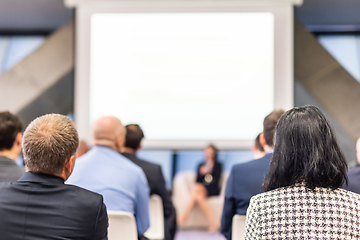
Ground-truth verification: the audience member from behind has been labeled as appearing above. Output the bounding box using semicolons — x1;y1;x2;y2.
346;137;360;194
245;105;359;239
253;133;265;159
178;144;222;232
0;114;108;240
0;111;25;182
221;109;284;240
121;124;177;240
67;116;150;239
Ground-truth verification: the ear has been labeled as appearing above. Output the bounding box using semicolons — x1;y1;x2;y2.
12;132;22;156
64;155;76;180
252;146;257;152
15;132;22;147
259;132;266;148
115;135;125;152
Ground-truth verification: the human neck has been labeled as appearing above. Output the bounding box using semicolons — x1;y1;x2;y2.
122;147;137;154
263;145;273;153
94;142;118;152
57;171;67;181
0;149;18;161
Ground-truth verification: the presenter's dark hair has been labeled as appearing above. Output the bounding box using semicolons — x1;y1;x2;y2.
0;111;23;151
206;144;218;162
262;105;348;192
125;124;144;150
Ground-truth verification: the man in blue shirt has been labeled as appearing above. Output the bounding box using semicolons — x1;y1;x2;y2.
67;116;150;238
221;109;284;240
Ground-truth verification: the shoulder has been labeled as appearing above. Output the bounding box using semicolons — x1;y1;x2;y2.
14;165;25;174
133;156;161;173
348;166;360;176
107;151;146;174
251;185;360;205
231;159;256;173
65;183;104;203
335;187;360;202
6;164;25;174
233;154;272;171
0;182;12;190
117;156;148;183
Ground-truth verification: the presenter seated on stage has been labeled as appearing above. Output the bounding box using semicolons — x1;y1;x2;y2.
177;144;222;232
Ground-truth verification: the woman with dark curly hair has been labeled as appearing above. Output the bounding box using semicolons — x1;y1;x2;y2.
244;105;360;239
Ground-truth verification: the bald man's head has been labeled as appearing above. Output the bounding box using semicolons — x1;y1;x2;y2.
92;116;126;151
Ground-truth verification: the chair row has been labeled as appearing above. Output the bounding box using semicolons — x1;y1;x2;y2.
108;172;245;240
108;194;164;240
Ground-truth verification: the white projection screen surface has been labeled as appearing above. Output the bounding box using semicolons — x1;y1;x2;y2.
90;13;274;145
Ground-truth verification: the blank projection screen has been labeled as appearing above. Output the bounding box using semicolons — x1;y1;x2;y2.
90;13;274;144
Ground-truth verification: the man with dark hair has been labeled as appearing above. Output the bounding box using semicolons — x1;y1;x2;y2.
221;109;284;240
121;124;177;240
0;114;108;239
0;111;25;182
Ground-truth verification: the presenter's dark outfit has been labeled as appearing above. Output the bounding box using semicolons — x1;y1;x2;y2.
0;172;108;240
196;161;222;197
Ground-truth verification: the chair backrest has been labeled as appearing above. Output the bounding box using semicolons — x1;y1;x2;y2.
232;214;246;240
219;172;230;196
108;211;138;240
144;194;165;240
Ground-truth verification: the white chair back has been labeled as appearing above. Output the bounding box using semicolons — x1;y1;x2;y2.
108;211;138;240
232;214;246;240
144;194;165;240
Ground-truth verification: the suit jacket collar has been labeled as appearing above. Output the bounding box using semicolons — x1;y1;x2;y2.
0;155;17;166
18;171;64;185
121;152;136;160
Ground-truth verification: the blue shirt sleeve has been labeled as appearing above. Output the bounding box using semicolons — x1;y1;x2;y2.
134;169;150;236
221;166;236;240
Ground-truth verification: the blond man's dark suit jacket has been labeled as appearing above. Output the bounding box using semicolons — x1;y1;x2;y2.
0;171;108;240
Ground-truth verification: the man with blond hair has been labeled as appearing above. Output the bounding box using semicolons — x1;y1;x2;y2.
0;114;108;239
67;116;150;239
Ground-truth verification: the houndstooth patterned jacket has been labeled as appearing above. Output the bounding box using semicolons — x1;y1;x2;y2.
244;183;360;239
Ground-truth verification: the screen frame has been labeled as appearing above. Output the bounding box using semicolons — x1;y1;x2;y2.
70;0;297;149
